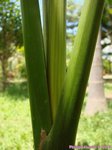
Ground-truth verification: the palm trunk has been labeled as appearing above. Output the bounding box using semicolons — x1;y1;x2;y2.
85;30;107;115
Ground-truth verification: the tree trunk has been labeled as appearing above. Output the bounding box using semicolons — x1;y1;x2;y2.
85;30;107;116
1;57;8;91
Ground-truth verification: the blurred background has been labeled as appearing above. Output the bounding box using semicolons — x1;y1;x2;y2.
0;0;112;149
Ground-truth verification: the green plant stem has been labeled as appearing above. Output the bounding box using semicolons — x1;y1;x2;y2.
20;0;52;149
43;0;105;149
43;0;66;120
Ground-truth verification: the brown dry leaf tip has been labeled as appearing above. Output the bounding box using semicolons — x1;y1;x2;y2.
39;129;47;150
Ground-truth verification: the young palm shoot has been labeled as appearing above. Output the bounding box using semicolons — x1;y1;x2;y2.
20;0;105;149
43;0;105;149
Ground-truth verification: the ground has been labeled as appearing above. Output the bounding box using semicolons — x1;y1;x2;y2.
0;83;112;149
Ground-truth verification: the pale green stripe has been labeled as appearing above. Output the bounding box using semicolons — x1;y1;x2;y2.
43;0;66;120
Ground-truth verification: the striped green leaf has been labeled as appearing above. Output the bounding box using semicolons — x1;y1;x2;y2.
20;0;52;149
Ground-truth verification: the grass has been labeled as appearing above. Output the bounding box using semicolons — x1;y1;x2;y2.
76;83;112;147
0;83;33;150
77;111;112;147
0;82;112;149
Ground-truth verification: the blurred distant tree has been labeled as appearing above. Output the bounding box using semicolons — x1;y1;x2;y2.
66;0;82;66
101;0;112;74
102;0;112;43
66;0;82;43
85;30;107;116
0;0;22;90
